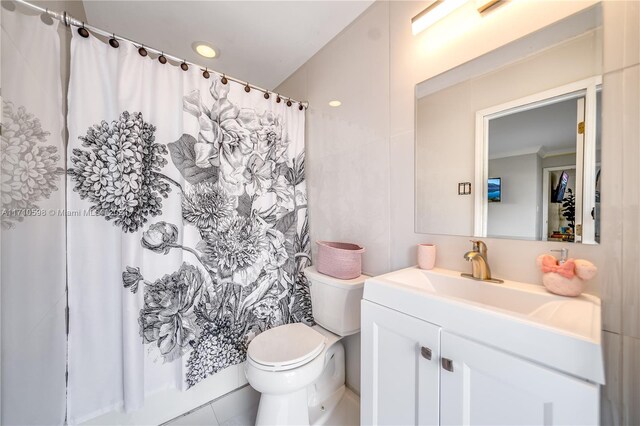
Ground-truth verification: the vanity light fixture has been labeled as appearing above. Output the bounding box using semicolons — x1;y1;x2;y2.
411;0;467;35
476;0;502;14
192;42;217;59
328;100;342;107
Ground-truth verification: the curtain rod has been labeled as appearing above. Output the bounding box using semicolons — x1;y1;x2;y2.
12;0;309;109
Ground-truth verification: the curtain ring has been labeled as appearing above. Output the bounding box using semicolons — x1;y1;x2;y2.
158;52;167;64
244;83;251;93
221;74;228;85
276;94;281;104
138;45;148;57
181;61;189;71
40;8;54;25
264;91;270;100
286;99;292;107
108;34;119;48
202;68;210;79
78;22;89;38
298;102;304;111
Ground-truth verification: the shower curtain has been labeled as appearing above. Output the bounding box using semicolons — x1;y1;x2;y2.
1;9;66;426
66;31;312;422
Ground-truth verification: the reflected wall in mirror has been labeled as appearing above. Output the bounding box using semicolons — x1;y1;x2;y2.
415;5;602;244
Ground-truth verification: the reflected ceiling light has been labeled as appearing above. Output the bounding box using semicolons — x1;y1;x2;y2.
411;0;468;35
192;42;217;58
328;100;342;107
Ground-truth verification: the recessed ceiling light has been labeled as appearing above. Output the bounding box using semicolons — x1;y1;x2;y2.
329;100;342;107
192;42;217;58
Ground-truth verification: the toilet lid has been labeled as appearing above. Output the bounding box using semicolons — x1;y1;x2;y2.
248;323;325;369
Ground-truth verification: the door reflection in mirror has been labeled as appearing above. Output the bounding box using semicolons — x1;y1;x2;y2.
482;87;601;243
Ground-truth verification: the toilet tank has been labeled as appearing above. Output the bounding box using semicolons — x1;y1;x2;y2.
304;266;369;336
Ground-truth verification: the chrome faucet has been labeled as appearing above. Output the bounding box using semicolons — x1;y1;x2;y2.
551;248;569;264
462;240;503;283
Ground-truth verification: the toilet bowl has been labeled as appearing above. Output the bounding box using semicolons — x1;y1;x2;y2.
245;266;368;426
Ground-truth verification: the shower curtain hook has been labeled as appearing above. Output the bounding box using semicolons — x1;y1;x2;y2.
202;68;210;79
158;52;167;64
108;33;119;48
78;22;89;38
40;8;54;25
138;45;148;57
180;61;189;71
221;74;228;85
264;91;270;100
244;83;251;93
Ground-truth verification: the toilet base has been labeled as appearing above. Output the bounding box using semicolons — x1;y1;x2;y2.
309;385;345;425
311;386;360;426
255;385;358;426
255;388;309;426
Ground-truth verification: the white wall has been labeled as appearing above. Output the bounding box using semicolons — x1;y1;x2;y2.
277;1;640;423
277;0;391;396
487;153;540;240
542;152;576;169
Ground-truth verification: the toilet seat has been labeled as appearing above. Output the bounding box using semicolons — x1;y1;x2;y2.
247;323;326;372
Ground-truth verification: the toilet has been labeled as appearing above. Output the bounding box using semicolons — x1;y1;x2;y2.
245;266;368;426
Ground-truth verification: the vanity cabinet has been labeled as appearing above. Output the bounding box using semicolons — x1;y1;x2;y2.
361;300;440;426
440;331;598;425
361;301;600;426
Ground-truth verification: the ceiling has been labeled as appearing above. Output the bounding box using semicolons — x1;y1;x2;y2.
82;1;374;90
489;93;602;159
489;98;578;159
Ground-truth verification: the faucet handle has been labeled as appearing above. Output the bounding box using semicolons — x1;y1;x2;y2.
550;248;569;264
470;240;487;257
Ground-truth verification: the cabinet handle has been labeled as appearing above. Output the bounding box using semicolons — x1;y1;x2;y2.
442;357;454;372
420;346;432;360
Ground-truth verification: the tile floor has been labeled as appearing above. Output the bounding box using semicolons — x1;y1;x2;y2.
164;385;260;426
165;383;360;426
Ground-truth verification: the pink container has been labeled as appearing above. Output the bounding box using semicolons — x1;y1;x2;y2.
316;241;365;279
417;244;436;270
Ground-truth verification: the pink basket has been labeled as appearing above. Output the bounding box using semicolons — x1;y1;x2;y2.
316;241;365;280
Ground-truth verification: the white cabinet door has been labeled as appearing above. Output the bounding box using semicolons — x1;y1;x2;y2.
361;301;441;426
440;331;599;426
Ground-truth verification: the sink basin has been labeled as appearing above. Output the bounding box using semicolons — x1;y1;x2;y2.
394;268;599;338
364;267;604;384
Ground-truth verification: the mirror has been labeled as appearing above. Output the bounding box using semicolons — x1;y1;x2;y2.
415;5;602;244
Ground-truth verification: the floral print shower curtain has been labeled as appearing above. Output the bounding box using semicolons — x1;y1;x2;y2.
66;32;311;423
1;10;66;425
